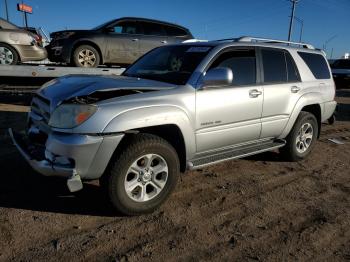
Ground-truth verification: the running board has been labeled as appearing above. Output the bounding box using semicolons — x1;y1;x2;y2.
187;139;286;170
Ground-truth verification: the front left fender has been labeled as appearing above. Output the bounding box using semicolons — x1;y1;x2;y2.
103;106;196;159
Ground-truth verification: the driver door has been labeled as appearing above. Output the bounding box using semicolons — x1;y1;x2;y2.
195;48;263;153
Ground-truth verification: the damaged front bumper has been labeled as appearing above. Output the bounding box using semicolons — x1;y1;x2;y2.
8;128;124;191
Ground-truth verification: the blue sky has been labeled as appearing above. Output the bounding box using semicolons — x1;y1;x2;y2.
2;0;349;58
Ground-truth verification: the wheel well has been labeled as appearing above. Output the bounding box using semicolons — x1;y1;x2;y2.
301;104;321;138
71;41;103;64
114;125;187;173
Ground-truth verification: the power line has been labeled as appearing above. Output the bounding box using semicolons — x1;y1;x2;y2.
287;0;299;41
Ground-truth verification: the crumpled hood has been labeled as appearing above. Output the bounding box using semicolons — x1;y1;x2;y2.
38;75;177;110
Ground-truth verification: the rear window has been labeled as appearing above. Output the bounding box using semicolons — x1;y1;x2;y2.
142;22;166;36
298;52;330;79
165;25;187;37
261;49;287;83
285;52;301;82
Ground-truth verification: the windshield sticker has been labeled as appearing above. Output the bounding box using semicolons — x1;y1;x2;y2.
186;47;211;53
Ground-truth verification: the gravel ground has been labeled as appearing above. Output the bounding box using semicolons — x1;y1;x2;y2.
0;90;349;261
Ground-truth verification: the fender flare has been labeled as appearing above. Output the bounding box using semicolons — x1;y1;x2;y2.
103;105;196;158
279;92;322;138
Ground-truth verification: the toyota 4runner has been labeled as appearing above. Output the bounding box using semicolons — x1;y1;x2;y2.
10;36;337;215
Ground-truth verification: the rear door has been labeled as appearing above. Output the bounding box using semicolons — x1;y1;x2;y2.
105;21;141;64
258;47;302;138
138;22;169;55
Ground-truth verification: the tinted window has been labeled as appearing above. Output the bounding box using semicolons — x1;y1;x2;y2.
262;49;287;83
210;49;256;85
142;22;166;36
285;52;300;82
298;52;330;79
113;22;140;34
165;25;187;36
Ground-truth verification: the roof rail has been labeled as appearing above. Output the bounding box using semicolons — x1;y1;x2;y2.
236;36;315;49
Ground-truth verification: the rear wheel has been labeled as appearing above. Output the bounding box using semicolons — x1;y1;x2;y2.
0;43;19;65
102;134;180;216
73;45;100;68
280;111;318;161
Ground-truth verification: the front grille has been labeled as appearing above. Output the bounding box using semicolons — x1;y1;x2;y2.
30;94;51;124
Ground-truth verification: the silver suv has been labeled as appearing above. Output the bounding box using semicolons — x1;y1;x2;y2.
10;37;337;215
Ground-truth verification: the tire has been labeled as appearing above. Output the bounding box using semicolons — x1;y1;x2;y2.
102;134;180;216
0;43;19;65
72;45;100;68
280;111;318;162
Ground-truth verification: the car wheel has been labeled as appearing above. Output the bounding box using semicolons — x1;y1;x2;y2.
102;134;180;216
280;111;318;162
73;45;100;68
0;43;19;65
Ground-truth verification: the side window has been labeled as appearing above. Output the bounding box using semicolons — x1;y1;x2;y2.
165;25;187;37
142;22;166;36
209;49;256;86
261;48;287;83
298;52;330;79
113;22;140;35
285;52;301;82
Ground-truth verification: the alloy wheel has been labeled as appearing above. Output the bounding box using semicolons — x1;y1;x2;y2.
124;154;168;202
295;122;314;153
77;49;96;67
0;46;14;65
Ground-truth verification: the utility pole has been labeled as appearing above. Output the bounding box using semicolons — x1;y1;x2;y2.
294;16;304;43
288;0;299;41
4;0;9;21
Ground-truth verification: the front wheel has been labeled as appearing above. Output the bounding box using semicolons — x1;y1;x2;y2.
280;111;318;161
102;134;180;216
72;45;100;68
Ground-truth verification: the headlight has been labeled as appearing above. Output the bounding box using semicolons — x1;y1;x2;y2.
49;104;97;128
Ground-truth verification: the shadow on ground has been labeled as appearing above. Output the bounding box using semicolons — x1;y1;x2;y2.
0;110;118;217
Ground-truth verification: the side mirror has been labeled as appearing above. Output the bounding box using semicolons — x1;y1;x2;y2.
199;67;233;89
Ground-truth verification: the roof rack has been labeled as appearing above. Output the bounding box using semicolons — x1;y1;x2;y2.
217;36;315;50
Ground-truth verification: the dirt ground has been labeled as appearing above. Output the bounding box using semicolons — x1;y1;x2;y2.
0;90;349;262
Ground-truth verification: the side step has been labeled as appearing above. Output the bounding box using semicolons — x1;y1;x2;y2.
188;139;286;170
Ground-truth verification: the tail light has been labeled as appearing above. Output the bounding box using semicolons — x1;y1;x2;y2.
34;34;43;46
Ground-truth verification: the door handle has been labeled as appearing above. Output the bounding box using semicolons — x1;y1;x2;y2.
249;89;262;98
161;40;167;44
291;86;301;93
132;38;139;42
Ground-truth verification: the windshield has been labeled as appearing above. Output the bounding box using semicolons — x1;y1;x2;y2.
331;59;350;69
123;45;212;85
92;19;114;30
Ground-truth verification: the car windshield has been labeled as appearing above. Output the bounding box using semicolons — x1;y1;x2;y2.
92;19;114;30
331;59;350;69
123;45;212;85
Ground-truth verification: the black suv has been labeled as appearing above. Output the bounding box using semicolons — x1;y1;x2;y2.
47;17;194;67
331;59;350;89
